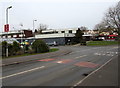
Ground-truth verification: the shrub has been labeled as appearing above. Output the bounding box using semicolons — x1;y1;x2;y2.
2;41;21;57
12;41;21;53
2;41;7;56
8;44;14;56
27;49;35;54
16;50;24;55
32;40;49;53
80;40;86;45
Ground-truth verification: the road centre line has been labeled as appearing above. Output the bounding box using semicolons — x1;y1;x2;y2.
72;56;117;87
75;55;87;59
0;66;45;79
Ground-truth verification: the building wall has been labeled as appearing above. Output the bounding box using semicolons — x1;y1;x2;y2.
24;30;33;38
35;33;75;39
42;37;66;45
0;30;33;38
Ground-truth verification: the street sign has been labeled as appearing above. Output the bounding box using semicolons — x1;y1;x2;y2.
4;24;9;32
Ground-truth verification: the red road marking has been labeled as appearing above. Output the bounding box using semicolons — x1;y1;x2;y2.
55;59;73;64
37;59;55;61
75;61;99;68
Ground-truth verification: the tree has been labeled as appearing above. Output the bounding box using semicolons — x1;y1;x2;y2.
2;41;21;57
12;41;21;53
74;28;84;43
32;40;49;53
94;22;107;33
39;24;48;30
34;29;38;33
80;26;88;32
37;24;48;34
2;41;7;56
94;22;114;34
8;44;14;56
103;1;120;35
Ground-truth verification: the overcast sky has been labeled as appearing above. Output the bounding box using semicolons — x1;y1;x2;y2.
0;0;119;32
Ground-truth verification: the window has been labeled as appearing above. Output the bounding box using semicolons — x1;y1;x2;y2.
13;35;17;37
8;36;11;38
19;34;23;37
69;30;72;33
3;36;5;38
61;31;65;33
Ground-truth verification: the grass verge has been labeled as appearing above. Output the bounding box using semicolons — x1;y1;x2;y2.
87;41;118;46
2;48;59;59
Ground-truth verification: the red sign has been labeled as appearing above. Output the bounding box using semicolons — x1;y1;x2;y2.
4;24;9;32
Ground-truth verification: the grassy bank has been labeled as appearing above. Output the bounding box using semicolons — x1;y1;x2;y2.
2;48;59;59
87;41;118;46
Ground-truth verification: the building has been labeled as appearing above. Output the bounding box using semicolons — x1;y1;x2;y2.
0;29;33;38
35;28;95;45
0;29;34;43
0;28;96;45
35;33;75;45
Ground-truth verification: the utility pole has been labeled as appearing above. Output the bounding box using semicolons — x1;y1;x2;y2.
6;6;12;57
33;20;37;42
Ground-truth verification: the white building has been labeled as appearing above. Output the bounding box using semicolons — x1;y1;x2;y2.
35;28;94;45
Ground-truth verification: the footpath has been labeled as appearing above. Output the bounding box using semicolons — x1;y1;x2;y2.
78;56;118;87
1;47;72;66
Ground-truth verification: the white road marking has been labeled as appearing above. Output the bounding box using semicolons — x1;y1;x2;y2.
113;47;118;49
70;47;101;54
0;66;45;79
107;52;110;54
115;52;118;54
94;53;101;56
75;55;87;59
94;51;118;56
107;54;113;56
72;56;117;87
56;61;63;63
102;54;106;56
94;53;98;55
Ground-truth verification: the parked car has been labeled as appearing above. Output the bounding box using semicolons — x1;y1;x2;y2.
46;41;58;46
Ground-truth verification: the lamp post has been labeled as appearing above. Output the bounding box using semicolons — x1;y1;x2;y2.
6;6;12;57
20;23;23;44
33;20;37;42
33;20;37;31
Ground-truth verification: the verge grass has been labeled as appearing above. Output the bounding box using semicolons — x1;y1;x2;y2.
87;41;118;46
2;48;59;59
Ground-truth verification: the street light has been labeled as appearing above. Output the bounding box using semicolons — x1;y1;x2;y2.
20;23;23;44
6;6;12;57
33;20;37;42
33;20;37;31
6;6;12;24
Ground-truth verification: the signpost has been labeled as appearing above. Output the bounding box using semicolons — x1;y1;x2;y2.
4;24;9;32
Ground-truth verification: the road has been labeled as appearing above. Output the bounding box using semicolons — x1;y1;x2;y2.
2;45;118;86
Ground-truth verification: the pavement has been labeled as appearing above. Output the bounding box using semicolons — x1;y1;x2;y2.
1;47;72;66
76;55;119;87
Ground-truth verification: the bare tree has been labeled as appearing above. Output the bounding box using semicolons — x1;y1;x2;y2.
37;23;48;34
38;24;48;30
94;21;107;33
103;1;120;34
80;26;88;32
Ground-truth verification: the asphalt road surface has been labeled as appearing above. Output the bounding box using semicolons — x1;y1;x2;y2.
2;45;118;86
